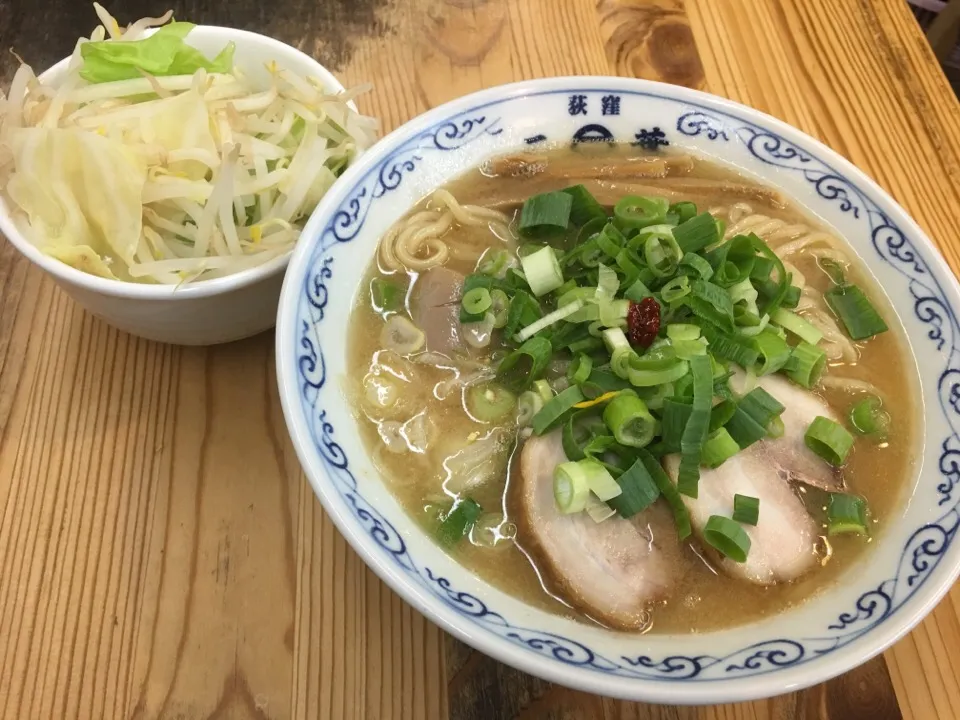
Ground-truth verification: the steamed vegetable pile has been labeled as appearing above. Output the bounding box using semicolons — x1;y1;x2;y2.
0;4;378;283
438;185;891;560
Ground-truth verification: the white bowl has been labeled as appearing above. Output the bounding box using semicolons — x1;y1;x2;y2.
275;77;960;703
0;27;350;346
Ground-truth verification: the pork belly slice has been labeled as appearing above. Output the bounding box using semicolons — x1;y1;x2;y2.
512;430;684;630
663;374;840;584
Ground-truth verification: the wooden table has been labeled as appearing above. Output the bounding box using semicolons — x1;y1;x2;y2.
1;0;959;718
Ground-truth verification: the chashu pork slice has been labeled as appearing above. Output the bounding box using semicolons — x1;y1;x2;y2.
664;374;841;584
411;266;464;357
511;430;685;630
732;372;845;492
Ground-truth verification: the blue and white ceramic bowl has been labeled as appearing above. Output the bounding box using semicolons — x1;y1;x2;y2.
275;77;960;703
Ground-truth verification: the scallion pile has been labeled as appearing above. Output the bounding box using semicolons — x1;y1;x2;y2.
458;184;886;559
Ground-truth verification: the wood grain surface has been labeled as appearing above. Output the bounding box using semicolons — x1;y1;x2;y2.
0;0;958;718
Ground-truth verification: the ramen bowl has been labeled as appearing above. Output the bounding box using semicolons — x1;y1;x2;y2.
275;77;960;703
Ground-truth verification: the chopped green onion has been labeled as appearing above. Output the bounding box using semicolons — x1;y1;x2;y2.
534;379;554;403
568;354;594;385
672;212;719;254
565;411;607;450
667;323;701;342
569;337;604;355
496;335;552;393
615;248;642;278
490;289;510;328
562;410;608;460
729;277;759;316
740;386;785;426
554;278;578;297
606;458;661;518
824;284;889;340
684;280;735;332
735;310;768;334
459;274;495;322
596;262;620;306
582;368;631;397
661;275;692;303
625;277;653;302
478;248;512;276
371;278;405;312
503;290;541;339
628;360;689;387
462;287;493;316
660;397;692;452
707;235;756;288
805;416;854;466
602;326;630;354
596;230;623;260
669;201;698;225
532;385;585;435
767;415;785;438
725;387;785;449
785;341;827;388
563;184;607;227
519;190;573;237
520;246;564;297
781;285;801;309
639;449;692;539
599;299;630;328
750;328;792;375
612;347;636;379
748;234;790;316
558;286;600;322
554;462;592;513
827;493;869;535
709;399;736;432
584;494;618;523
703;515;751;562
733;494;760;525
820;258;848;285
466;383;517;422
679;252;714;281
699;324;760;367
603;393;656;448
571;458;623;501
643;231;682;278
702;428;740;468
750;256;776;281
771;308;823;345
849;395;890;437
614;195;669;230
516;390;544;426
516;299;584;342
437;498;483;547
676;355;713;498
518;242;546;258
673;338;708;359
575;216;608;247
724;408;766;449
503;267;530;291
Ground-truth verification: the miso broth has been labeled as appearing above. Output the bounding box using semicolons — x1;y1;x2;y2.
347;143;918;633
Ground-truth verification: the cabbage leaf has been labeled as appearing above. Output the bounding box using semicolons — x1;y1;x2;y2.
140;88;217;180
46;245;119;279
5;127;146;265
79;22;235;83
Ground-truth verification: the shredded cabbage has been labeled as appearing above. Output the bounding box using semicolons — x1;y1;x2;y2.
0;4;378;284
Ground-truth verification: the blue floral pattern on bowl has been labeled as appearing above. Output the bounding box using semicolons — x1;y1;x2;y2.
279;81;959;699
